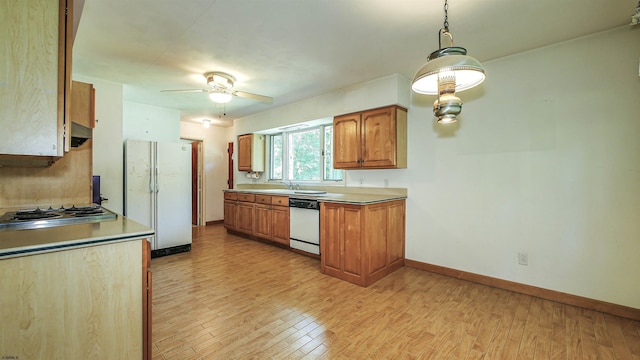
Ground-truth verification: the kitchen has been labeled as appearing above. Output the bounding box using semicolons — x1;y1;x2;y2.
2;0;640;359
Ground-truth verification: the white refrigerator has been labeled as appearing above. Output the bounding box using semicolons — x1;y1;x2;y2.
124;139;192;257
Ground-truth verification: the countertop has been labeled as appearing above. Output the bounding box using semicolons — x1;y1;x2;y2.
224;188;407;204
0;215;154;259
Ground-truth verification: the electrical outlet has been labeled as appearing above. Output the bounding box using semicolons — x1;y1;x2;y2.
518;252;528;266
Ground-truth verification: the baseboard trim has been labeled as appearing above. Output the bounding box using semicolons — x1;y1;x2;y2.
404;259;640;321
206;220;224;226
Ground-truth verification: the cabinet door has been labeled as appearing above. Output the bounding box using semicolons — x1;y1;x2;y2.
271;205;290;246
223;200;237;230
0;0;70;157
320;203;343;272
361;107;396;168
342;206;363;277
236;201;255;234
321;203;364;285
237;134;253;171
364;203;388;275
255;204;272;239
333;113;361;169
70;81;95;128
386;200;406;266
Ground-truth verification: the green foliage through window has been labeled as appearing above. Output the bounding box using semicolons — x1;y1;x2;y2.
269;125;343;182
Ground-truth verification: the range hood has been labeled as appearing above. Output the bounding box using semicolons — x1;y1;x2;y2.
70;122;92;148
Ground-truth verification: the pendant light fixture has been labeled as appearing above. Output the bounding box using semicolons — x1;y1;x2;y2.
412;0;485;123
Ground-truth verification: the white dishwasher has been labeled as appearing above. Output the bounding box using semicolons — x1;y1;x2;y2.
289;198;320;255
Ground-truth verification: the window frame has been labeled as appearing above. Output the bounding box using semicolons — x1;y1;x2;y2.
268;124;343;184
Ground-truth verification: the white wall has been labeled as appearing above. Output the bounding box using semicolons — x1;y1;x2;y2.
72;75;124;214
404;26;640;309
231;27;640;309
180;122;233;222
123;102;181;142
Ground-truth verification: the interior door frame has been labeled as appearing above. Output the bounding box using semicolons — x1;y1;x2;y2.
227;141;234;189
182;138;205;226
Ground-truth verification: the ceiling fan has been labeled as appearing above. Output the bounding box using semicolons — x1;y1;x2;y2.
161;72;273;104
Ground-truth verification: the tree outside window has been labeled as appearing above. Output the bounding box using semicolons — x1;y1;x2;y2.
269;125;343;182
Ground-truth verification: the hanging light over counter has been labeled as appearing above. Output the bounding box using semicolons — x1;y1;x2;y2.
412;0;485;123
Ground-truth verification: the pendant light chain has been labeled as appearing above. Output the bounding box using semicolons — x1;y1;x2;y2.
439;0;451;49
443;0;449;32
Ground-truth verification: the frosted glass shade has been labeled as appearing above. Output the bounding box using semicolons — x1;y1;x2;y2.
412;47;485;95
209;91;232;103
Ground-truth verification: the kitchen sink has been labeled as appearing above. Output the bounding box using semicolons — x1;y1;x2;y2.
294;190;327;195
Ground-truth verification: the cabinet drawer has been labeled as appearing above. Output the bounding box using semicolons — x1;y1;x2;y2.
224;192;238;200
237;193;256;202
255;195;271;204
272;196;289;206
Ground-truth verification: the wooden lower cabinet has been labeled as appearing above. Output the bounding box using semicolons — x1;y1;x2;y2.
224;192;289;246
236;201;255;234
143;239;152;360
0;239;148;359
271;205;290;245
253;195;290;245
223;200;237;230
224;192;290;246
255;203;272;238
320;200;405;287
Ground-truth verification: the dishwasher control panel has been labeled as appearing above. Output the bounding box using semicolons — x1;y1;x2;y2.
289;198;319;210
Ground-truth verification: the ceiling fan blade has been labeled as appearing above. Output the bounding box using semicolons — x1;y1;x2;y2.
160;89;208;93
233;91;273;104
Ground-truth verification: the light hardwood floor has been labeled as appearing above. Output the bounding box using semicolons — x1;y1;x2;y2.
151;225;640;360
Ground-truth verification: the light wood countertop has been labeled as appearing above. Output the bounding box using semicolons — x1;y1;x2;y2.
225;187;407;204
0;215;154;259
224;189;407;205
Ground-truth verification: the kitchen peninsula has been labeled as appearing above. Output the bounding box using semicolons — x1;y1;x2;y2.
224;186;407;286
0;214;154;359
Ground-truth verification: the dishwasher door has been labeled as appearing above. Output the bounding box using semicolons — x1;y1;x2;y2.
289;199;320;255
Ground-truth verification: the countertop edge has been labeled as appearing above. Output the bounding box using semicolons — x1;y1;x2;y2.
0;230;154;260
224;189;407;205
0;216;155;260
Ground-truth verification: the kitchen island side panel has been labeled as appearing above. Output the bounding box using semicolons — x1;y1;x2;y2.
0;239;143;359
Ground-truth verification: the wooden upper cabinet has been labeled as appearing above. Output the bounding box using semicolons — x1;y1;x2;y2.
70;81;96;128
0;0;72;158
333;113;362;169
333;105;407;170
237;134;265;172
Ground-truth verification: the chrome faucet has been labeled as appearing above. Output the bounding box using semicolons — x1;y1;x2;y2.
282;181;293;190
295;183;300;190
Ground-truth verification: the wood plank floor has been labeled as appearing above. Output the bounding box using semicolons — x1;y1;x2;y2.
151;225;640;360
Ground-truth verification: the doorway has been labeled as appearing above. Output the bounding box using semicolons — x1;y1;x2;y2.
183;139;205;226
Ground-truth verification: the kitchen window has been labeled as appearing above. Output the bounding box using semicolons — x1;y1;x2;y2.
269;125;343;183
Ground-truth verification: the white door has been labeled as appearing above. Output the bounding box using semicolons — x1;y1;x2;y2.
156;142;192;249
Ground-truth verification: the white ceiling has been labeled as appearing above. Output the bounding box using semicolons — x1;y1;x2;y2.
72;0;636;127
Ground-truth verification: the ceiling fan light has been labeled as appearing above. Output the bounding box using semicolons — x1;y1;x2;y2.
209;91;232;103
